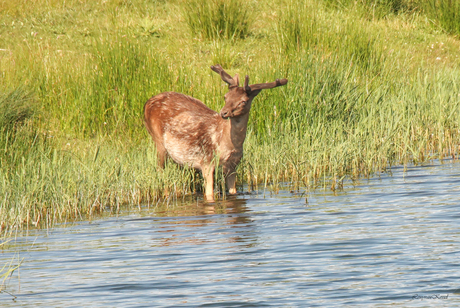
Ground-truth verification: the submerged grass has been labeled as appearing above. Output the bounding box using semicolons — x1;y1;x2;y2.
1;0;460;232
0;239;22;288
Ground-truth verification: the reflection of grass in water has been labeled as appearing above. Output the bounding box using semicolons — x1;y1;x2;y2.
1;0;460;231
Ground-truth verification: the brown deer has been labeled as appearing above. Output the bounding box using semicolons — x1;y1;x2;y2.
143;65;288;202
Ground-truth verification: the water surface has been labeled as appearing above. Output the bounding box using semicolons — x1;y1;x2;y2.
1;160;460;307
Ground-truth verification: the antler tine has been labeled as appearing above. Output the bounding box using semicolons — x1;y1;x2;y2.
244;75;251;92
210;64;237;87
249;78;288;92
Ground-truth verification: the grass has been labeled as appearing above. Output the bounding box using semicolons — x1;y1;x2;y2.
183;0;253;40
322;0;416;19
422;0;460;36
1;0;460;232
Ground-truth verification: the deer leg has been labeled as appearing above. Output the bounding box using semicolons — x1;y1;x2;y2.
155;143;167;168
152;143;169;197
203;165;215;202
226;171;237;195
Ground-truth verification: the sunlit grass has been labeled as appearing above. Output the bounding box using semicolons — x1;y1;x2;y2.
423;0;460;36
183;0;253;40
322;0;415;19
1;0;460;232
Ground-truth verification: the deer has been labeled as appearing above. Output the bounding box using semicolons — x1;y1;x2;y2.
143;65;288;202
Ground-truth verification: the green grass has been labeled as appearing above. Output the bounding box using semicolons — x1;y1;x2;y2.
183;0;253;40
1;0;460;232
423;0;460;36
322;0;415;19
0;88;36;129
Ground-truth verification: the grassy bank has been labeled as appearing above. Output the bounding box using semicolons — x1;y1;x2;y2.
1;0;460;232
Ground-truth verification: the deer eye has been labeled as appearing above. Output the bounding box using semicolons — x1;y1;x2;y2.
240;100;247;105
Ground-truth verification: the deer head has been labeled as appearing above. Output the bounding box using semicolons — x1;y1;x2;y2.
210;65;288;119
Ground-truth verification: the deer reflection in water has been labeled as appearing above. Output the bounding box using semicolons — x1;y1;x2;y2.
151;197;256;247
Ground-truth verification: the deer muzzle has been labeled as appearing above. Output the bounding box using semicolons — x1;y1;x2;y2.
220;110;231;119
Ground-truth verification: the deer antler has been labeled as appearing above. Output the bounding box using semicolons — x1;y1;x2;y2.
210;65;239;87
244;75;251;92
247;78;288;92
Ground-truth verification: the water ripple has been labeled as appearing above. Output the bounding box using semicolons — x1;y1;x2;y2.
2;160;460;307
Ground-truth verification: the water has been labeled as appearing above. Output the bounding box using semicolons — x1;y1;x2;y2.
2;160;460;307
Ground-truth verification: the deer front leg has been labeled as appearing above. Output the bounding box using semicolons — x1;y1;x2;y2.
226;172;237;195
223;166;237;195
203;165;215;202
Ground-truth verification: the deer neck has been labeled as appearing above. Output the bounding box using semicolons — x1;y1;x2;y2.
224;112;249;151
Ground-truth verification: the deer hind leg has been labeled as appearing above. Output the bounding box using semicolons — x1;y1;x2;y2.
144;117;167;168
155;142;167;168
203;165;215;202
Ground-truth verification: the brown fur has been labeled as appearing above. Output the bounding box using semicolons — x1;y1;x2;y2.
144;65;287;202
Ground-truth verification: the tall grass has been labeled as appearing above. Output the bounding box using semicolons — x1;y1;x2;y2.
0;136;200;233
323;0;414;18
276;1;318;52
0;88;36;130
30;37;174;139
0;88;38;173
1;0;460;231
243;55;460;190
275;3;385;73
423;0;460;36
183;0;253;40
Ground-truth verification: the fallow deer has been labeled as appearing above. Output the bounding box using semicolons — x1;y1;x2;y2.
143;65;288;202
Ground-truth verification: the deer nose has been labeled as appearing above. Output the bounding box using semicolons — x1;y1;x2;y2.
220;110;230;118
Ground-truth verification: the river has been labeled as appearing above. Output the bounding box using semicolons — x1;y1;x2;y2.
1;160;459;307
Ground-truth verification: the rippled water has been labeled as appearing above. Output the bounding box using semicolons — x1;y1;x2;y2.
2;160;460;307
